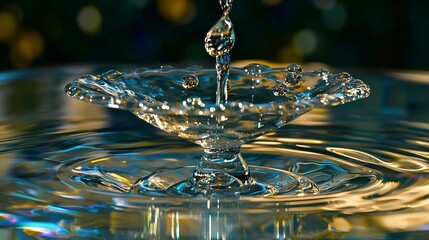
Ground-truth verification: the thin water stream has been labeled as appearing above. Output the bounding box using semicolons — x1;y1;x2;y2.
0;65;428;239
205;0;235;105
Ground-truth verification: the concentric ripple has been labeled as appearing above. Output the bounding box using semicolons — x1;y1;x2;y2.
1;66;428;239
1;115;429;239
1;117;422;213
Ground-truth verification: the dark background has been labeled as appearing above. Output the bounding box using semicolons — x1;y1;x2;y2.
0;0;428;70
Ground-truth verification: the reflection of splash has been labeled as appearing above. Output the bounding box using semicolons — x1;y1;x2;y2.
389;70;429;85
1;121;429;238
61;95;108;132
1;67;429;238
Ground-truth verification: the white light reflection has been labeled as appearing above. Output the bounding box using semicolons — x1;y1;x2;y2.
170;211;180;239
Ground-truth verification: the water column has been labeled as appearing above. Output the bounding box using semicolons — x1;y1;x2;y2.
205;0;235;105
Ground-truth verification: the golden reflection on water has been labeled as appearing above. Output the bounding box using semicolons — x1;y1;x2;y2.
1;66;429;238
60;97;107;132
389;70;429;85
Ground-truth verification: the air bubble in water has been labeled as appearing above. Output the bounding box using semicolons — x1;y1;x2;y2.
182;74;199;89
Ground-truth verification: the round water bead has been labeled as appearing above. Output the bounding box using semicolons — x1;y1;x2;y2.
273;83;288;97
285;64;303;73
285;72;303;85
244;63;270;87
182;74;199;89
244;63;270;77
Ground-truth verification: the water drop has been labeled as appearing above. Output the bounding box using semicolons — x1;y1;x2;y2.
273;83;288;97
285;64;303;73
205;15;235;57
285;72;303;85
316;68;329;77
244;63;270;77
245;64;269;87
182;74;199;89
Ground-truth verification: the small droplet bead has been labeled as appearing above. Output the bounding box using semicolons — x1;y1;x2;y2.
285;72;303;85
182;74;199;89
285;64;303;73
273;83;288;97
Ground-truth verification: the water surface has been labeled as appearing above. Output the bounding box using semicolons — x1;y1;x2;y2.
0;64;428;239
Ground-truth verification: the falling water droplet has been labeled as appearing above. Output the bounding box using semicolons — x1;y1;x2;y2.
182;74;199;89
205;16;235;57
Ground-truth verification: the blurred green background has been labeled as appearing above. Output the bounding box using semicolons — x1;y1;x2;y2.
0;0;428;70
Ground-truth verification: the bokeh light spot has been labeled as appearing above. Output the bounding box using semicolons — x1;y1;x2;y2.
77;5;103;35
323;4;348;31
10;29;45;68
292;29;318;56
0;11;18;41
157;0;196;24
